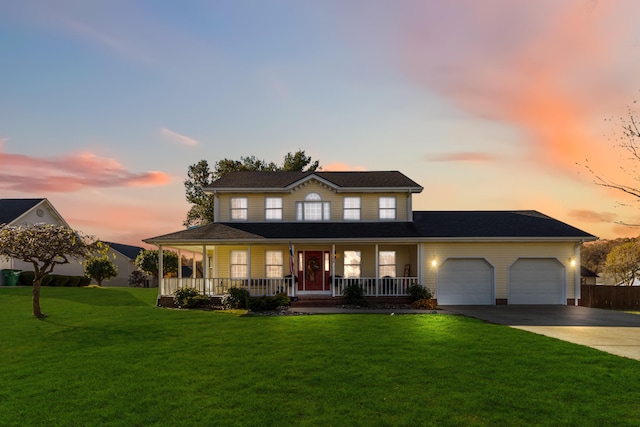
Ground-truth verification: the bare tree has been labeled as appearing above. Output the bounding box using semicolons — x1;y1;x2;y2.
585;102;640;208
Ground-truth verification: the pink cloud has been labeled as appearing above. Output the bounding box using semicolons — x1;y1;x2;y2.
568;209;616;224
425;152;498;163
0;147;170;193
160;128;199;147
364;1;640;174
60;198;186;247
321;162;367;171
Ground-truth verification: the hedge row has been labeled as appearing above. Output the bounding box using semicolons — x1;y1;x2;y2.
17;272;92;287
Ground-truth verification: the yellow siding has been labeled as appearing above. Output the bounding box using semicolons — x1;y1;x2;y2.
420;241;579;301
216;180;411;222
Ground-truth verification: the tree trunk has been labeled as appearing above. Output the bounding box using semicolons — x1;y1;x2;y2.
32;279;45;318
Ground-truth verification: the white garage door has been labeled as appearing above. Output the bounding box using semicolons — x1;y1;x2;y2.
437;258;494;305
509;258;565;304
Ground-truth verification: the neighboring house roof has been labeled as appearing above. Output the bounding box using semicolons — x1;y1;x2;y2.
580;266;599;278
0;198;45;224
144;210;595;244
205;171;424;192
0;198;70;228
104;242;145;260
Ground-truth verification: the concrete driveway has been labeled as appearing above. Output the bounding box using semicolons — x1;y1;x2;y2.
442;305;640;361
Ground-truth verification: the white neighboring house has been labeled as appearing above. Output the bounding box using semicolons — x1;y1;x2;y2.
100;242;146;287
0;198;86;284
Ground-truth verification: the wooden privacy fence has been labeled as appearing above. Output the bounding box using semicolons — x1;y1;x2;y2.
580;285;640;309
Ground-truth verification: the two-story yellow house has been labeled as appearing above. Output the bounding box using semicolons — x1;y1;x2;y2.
144;170;596;306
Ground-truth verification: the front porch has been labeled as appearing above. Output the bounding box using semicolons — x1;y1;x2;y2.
156;242;423;301
159;275;419;298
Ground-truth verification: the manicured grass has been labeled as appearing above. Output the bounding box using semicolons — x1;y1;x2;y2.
1;287;639;426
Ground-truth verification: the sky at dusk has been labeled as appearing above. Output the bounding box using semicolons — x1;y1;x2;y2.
2;0;640;246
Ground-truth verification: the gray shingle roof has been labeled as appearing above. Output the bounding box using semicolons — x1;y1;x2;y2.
0;199;44;224
104;242;145;260
206;171;423;191
412;211;594;238
145;210;595;243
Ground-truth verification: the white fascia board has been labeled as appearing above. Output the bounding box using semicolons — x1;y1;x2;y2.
333;187;423;193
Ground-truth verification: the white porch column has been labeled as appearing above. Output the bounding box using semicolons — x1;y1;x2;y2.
331;244;336;297
247;245;252;293
202;245;208;293
375;243;379;296
158;245;164;296
417;243;423;285
177;250;183;294
575;243;581;306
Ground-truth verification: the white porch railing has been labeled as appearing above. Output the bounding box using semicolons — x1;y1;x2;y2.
331;277;418;297
161;277;295;297
161;276;418;298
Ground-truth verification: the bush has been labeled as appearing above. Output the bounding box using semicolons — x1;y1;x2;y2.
407;283;432;302
79;276;92;287
49;275;71;287
66;276;82;287
128;270;147;287
248;293;290;312
411;298;438;310
342;282;368;307
174;287;211;309
222;287;250;309
18;271;35;286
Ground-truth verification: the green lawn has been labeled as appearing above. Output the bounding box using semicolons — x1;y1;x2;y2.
1;287;639;427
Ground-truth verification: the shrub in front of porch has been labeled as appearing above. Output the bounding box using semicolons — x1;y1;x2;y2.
174;287;212;309
342;282;368;307
407;283;437;309
221;287;250;309
248;293;290;312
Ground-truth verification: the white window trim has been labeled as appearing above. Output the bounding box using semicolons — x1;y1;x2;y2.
379;250;396;278
230;250;248;279
379;197;396;220
265;197;283;221
343;197;361;221
265;250;284;278
230;197;248;221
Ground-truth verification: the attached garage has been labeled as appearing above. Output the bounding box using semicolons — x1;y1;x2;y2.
509;258;565;304
437;258;494;305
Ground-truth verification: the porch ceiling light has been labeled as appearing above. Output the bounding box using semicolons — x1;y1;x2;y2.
431;259;437;267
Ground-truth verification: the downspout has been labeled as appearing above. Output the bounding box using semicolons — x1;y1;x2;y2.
158;245;164;297
331;244;336;297
574;241;582;306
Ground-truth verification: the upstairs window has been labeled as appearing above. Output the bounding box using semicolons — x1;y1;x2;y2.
343;197;361;221
230;197;248;221
265;197;282;221
379;251;396;277
265;250;283;278
296;192;330;221
343;251;361;278
379;197;396;220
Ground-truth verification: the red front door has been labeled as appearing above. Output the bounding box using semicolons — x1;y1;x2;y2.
302;251;324;290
